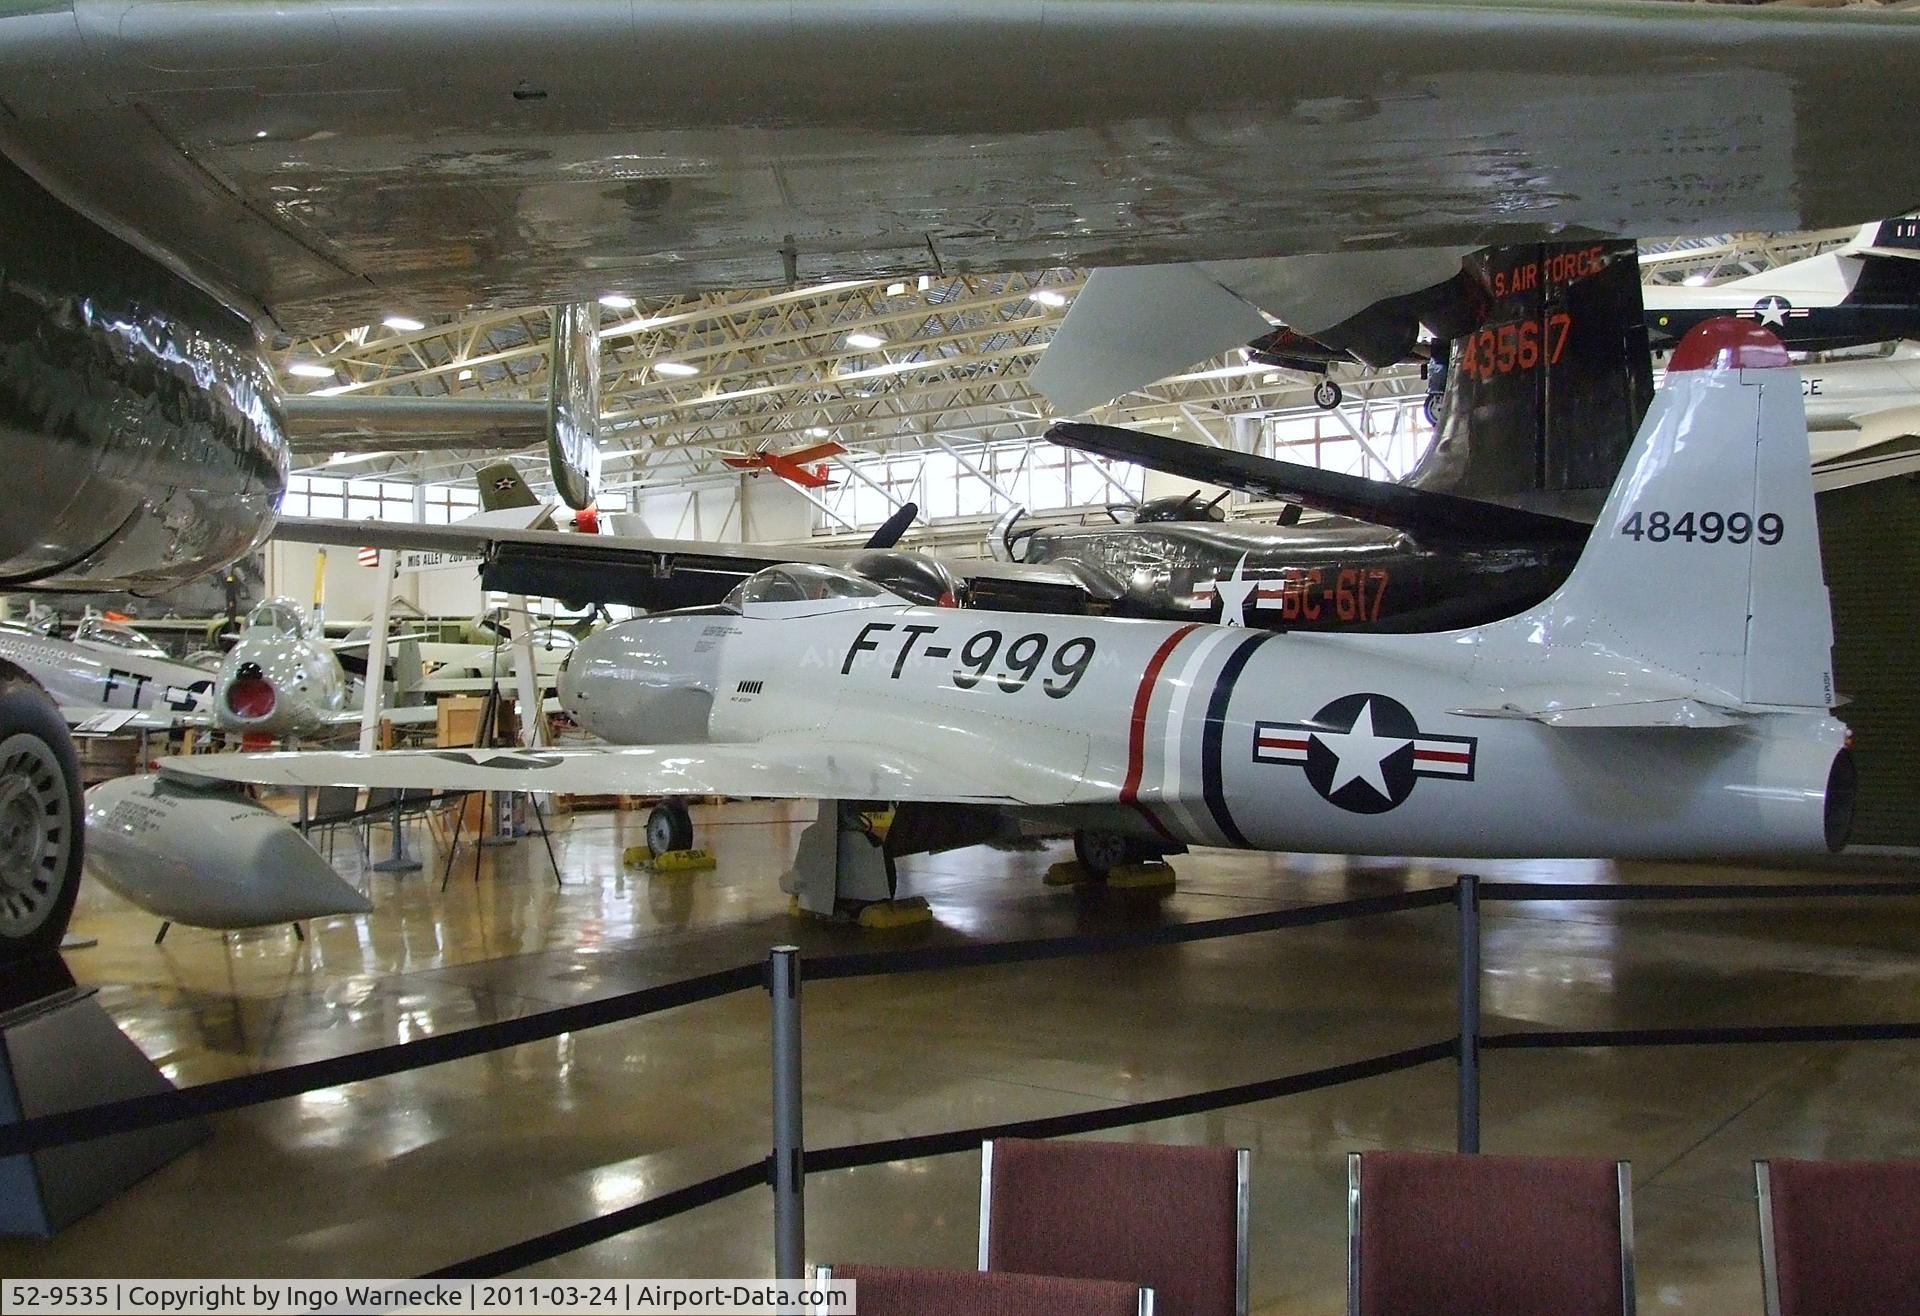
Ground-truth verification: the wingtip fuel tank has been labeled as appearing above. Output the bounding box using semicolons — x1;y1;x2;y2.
83;775;371;929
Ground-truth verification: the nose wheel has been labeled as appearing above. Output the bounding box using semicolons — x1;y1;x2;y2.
646;799;695;857
0;676;83;972
1313;379;1343;410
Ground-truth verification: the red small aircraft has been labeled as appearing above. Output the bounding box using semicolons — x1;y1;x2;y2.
722;440;846;488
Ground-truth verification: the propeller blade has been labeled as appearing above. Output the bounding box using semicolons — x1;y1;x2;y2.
864;501;919;550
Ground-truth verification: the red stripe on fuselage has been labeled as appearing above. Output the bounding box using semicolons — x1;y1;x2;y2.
1120;624;1200;838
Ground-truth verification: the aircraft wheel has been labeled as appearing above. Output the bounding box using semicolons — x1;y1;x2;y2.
1072;829;1133;879
1313;380;1343;410
0;676;83;967
1424;392;1442;426
646;799;695;857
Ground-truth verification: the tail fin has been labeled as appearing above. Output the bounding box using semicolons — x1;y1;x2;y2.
1517;317;1834;709
475;461;541;513
1409;240;1654;518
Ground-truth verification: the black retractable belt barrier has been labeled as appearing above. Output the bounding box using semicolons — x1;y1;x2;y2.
11;872;1916;1279
0;963;764;1159
1481;880;1920;902
1486;1021;1920;1051
805;1040;1458;1175
423;1162;769;1279
806;886;1455;982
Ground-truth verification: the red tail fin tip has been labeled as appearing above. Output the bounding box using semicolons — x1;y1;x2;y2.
1667;316;1792;372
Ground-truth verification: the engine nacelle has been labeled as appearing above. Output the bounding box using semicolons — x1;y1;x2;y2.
0;154;285;594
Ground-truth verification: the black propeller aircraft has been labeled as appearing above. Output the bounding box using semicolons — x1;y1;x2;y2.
293;239;1658;639
1027;239;1656;632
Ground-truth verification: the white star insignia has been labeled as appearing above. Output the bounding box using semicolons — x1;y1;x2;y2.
1312;699;1408;800
1755;298;1789;329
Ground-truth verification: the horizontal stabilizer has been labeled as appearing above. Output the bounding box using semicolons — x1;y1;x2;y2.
1450;697;1748;729
1048;421;1591;545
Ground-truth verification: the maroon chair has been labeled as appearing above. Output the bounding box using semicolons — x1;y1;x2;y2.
978;1137;1249;1316
1347;1150;1635;1316
1757;1158;1920;1316
819;1263;1152;1315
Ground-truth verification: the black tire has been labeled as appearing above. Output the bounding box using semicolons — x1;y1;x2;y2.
1073;829;1131;878
646;799;695;857
0;676;83;967
1313;380;1343;410
1424;392;1442;427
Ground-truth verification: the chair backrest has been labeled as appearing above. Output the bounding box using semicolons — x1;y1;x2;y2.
308;785;362;824
821;1263;1150;1316
980;1137;1248;1316
1758;1158;1920;1316
1348;1150;1634;1316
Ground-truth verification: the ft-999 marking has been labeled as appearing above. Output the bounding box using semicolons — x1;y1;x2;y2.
844;623;1097;698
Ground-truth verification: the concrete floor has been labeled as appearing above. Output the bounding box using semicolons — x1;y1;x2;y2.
4;799;1918;1313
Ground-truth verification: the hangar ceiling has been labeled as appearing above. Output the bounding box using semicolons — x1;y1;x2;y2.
275;226;1862;501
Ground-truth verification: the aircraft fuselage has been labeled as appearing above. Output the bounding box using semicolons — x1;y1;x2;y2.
559;601;1845;860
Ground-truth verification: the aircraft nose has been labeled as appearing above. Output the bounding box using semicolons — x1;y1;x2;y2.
225;662;277;720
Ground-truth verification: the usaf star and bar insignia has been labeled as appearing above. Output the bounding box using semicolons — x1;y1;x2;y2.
1253;692;1476;814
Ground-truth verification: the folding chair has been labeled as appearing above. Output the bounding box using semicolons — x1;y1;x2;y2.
1756;1158;1920;1316
1347;1150;1635;1316
979;1137;1249;1316
301;785;363;862
818;1263;1151;1315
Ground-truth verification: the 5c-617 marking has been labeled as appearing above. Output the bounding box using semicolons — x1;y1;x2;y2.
843;622;1097;698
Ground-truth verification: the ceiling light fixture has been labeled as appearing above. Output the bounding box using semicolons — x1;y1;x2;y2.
287;361;336;379
1032;290;1067;307
845;331;886;350
806;426;830;438
654;360;699;377
1682;274;1710;287
457;368;474;381
382;315;425;332
598;293;636;309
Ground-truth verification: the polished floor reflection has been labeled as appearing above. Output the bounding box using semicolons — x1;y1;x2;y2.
5;799;1917;1315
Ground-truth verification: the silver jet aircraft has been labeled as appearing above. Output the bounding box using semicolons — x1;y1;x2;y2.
151;320;1853;914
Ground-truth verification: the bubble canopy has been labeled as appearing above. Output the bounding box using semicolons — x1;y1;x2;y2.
722;563;905;614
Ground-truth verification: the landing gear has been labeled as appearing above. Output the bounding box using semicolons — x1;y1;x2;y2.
0;675;82;977
646;798;695;857
1058;828;1179;890
1313;379;1343;410
1073;829;1134;879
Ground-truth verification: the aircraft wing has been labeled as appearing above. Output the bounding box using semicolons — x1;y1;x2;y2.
1030;250;1474;415
157;742;1044;807
273;517;1115;613
67;707;209;734
1048;422;1591;544
282;397;549;456
1814;434;1920;493
3;4;1917;333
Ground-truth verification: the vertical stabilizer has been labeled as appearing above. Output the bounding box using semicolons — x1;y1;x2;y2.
1506;318;1834;709
1411;241;1653;514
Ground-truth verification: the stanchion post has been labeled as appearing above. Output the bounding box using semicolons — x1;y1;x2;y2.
768;945;805;1278
1456;874;1481;1153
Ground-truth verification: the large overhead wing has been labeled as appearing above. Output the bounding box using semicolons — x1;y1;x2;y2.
281;397;549;456
2;4;1916;333
159;741;1060;807
1048;422;1590;545
273;516;1115;613
1030;249;1474;415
